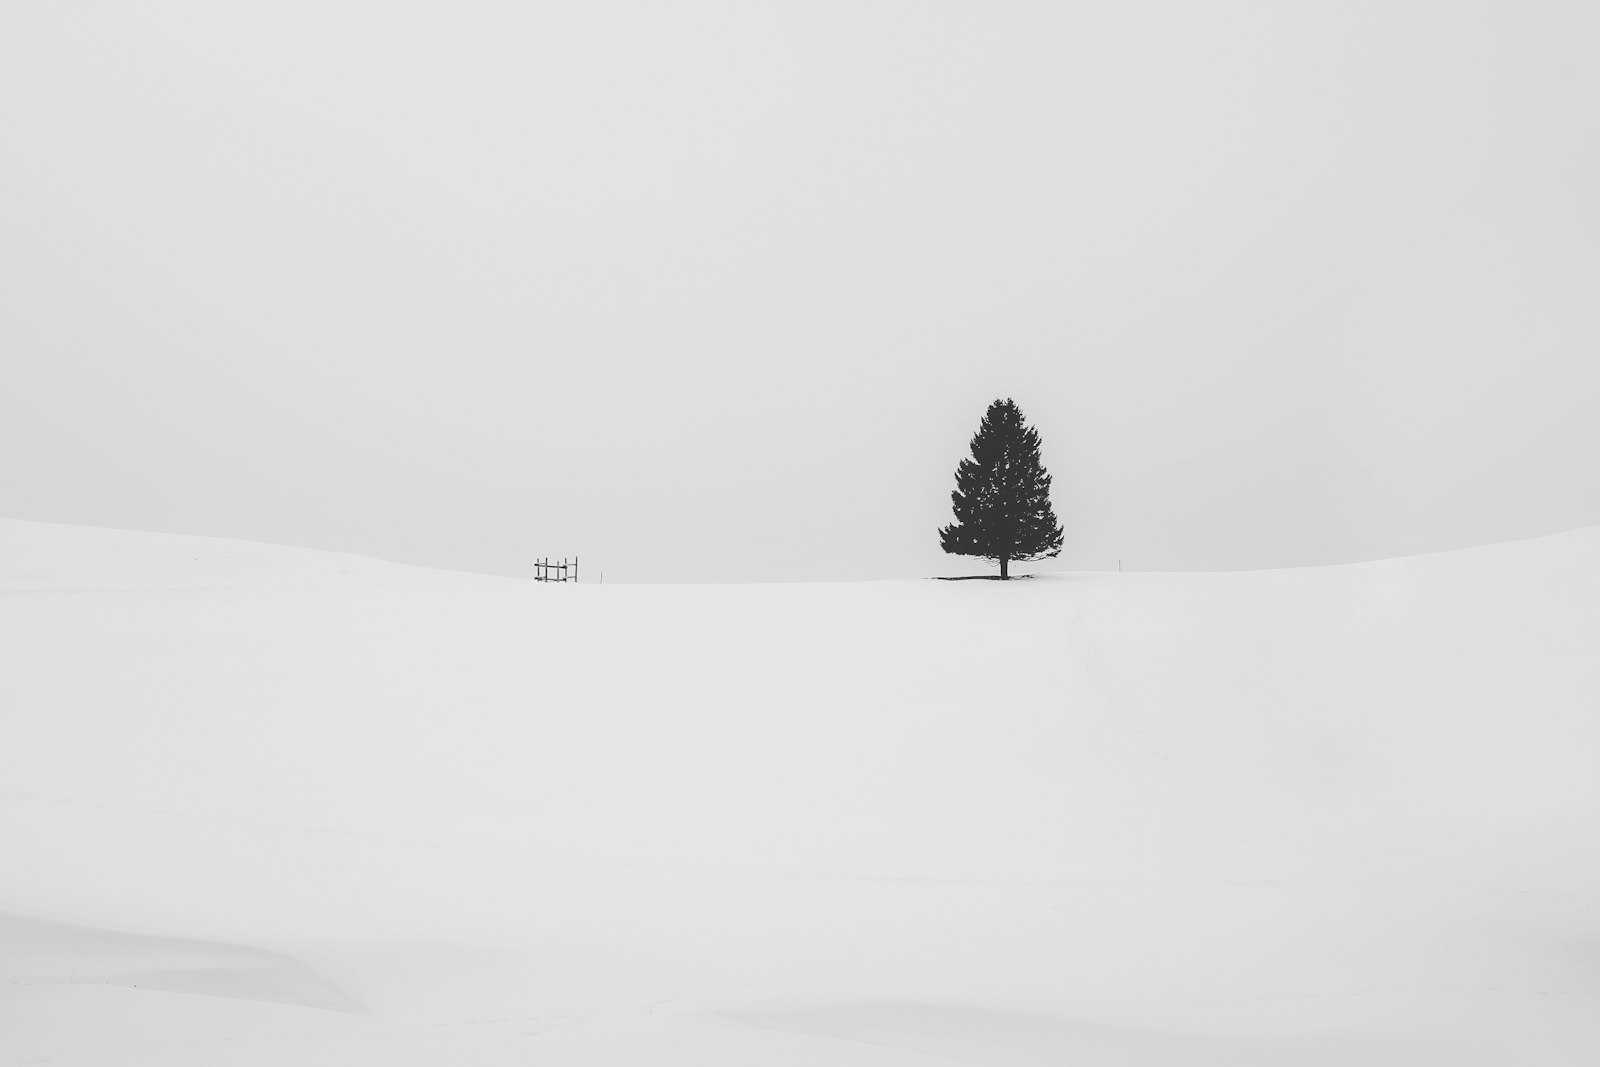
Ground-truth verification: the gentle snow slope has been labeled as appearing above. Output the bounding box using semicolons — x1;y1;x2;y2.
2;518;1598;1065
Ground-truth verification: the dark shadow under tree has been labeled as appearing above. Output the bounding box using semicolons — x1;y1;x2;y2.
939;398;1064;579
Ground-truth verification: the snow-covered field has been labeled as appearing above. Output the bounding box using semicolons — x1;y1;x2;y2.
3;518;1598;1065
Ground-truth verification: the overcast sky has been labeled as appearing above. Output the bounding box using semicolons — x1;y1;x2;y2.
3;2;1597;582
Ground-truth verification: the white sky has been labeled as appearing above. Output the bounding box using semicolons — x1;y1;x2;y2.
3;2;1597;582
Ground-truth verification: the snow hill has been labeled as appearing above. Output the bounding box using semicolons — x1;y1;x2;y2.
2;517;1598;1065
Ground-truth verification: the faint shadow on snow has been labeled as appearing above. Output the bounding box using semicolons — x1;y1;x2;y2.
0;910;365;1014
718;1002;1491;1067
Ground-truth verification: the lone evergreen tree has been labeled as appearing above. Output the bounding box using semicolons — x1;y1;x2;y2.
939;398;1064;579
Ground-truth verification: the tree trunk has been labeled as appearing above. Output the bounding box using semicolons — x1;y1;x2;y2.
1000;556;1009;580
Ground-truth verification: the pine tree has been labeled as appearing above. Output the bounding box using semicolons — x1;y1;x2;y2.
939;398;1064;579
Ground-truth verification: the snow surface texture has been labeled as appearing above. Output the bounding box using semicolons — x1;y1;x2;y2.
2;517;1598;1065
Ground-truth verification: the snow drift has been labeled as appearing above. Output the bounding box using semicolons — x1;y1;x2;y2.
2;518;1597;1065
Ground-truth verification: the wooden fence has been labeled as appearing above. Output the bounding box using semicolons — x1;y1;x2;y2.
533;556;578;583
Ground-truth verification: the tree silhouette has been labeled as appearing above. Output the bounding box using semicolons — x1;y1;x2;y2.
939;398;1063;579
